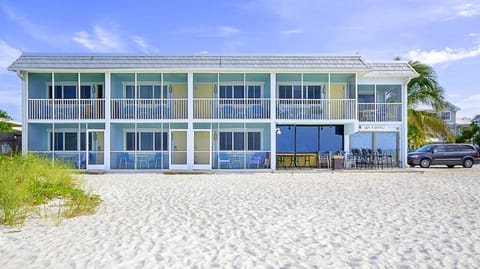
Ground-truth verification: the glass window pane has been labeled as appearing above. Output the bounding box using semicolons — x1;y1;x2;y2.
65;132;77;151
139;85;153;99
63;86;77;99
293;85;302;99
126;86;135;99
248;132;261;151
55;132;64;151
55;86;63;99
126;132;135;150
140;132;153;150
163;132;168;151
80;86;91;99
234;132;244;150
80;132;86;151
220;132;232;150
153;86;162;99
155;132;162;151
234;86;244;98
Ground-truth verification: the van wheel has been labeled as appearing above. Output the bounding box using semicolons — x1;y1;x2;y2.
447;165;455;168
420;158;431;168
463;159;473;168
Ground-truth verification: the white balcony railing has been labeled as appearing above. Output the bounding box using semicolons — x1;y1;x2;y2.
276;99;356;120
28;99;105;120
358;103;402;122
194;98;270;119
111;98;188;120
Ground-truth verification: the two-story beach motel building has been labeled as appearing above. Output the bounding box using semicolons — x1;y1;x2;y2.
8;55;417;171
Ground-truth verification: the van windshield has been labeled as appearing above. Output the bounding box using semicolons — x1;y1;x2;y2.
416;145;434;152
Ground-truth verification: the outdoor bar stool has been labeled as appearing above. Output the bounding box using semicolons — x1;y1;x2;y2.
303;154;313;168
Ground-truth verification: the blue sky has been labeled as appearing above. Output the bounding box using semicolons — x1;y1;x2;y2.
1;0;480;121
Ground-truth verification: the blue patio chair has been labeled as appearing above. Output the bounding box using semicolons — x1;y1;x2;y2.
149;152;163;169
219;152;231;168
223;105;233;119
250;105;263;119
277;103;293;119
249;152;265;168
74;152;94;169
119;152;135;169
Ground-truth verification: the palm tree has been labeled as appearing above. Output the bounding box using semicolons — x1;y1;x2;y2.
406;61;454;149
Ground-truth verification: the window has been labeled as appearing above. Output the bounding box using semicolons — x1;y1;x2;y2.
125;131;168;151
50;131;82;151
247;85;261;98
125;84;167;99
220;84;262;100
219;132;232;150
49;85;77;99
247;132;261;150
219;131;261;151
278;84;324;99
441;111;451;121
80;84;104;99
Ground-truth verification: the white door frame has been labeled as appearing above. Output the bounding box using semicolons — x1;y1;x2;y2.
86;129;105;170
193;129;212;170
169;129;188;170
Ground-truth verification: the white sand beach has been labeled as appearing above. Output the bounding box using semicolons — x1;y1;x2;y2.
2;167;480;268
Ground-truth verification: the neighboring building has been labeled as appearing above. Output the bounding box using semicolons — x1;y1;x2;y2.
8;55;417;171
0;119;22;154
455;117;472;136
473;114;480;127
439;101;460;135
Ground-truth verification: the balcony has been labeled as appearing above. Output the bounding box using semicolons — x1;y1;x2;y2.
194;98;270;119
276;99;356;120
111;98;187;120
28;99;105;120
358;103;402;122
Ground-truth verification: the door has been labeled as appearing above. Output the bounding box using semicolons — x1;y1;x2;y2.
194;130;211;170
170;130;188;169
86;130;105;170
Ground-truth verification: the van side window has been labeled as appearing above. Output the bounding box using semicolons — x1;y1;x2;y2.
433;145;446;153
446;145;459;152
460;145;474;151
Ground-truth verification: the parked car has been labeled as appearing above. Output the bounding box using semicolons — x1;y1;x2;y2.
408;143;480;168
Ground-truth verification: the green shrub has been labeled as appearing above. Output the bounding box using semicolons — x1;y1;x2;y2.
0;154;100;226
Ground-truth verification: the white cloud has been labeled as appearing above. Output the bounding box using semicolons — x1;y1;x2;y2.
280;29;304;35
2;5;56;44
407;45;480;65
130;35;159;54
0;40;22;72
181;25;241;38
73;26;125;53
456;3;480;17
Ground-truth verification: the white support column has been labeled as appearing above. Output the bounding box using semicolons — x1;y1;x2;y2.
104;72;111;171
400;81;409;168
187;72;194;170
270;72;276;171
21;71;28;155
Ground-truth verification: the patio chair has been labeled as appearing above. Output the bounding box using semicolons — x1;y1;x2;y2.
149;152;163;169
74;152;94;169
249;105;264;119
249;152;266;168
317;151;331;169
277;103;294;119
219;152;231;168
222;105;233;119
119;152;135;169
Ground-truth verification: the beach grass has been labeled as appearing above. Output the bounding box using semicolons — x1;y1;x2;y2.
0;154;100;227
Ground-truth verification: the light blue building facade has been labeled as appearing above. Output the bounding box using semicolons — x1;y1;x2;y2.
9;55;417;171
